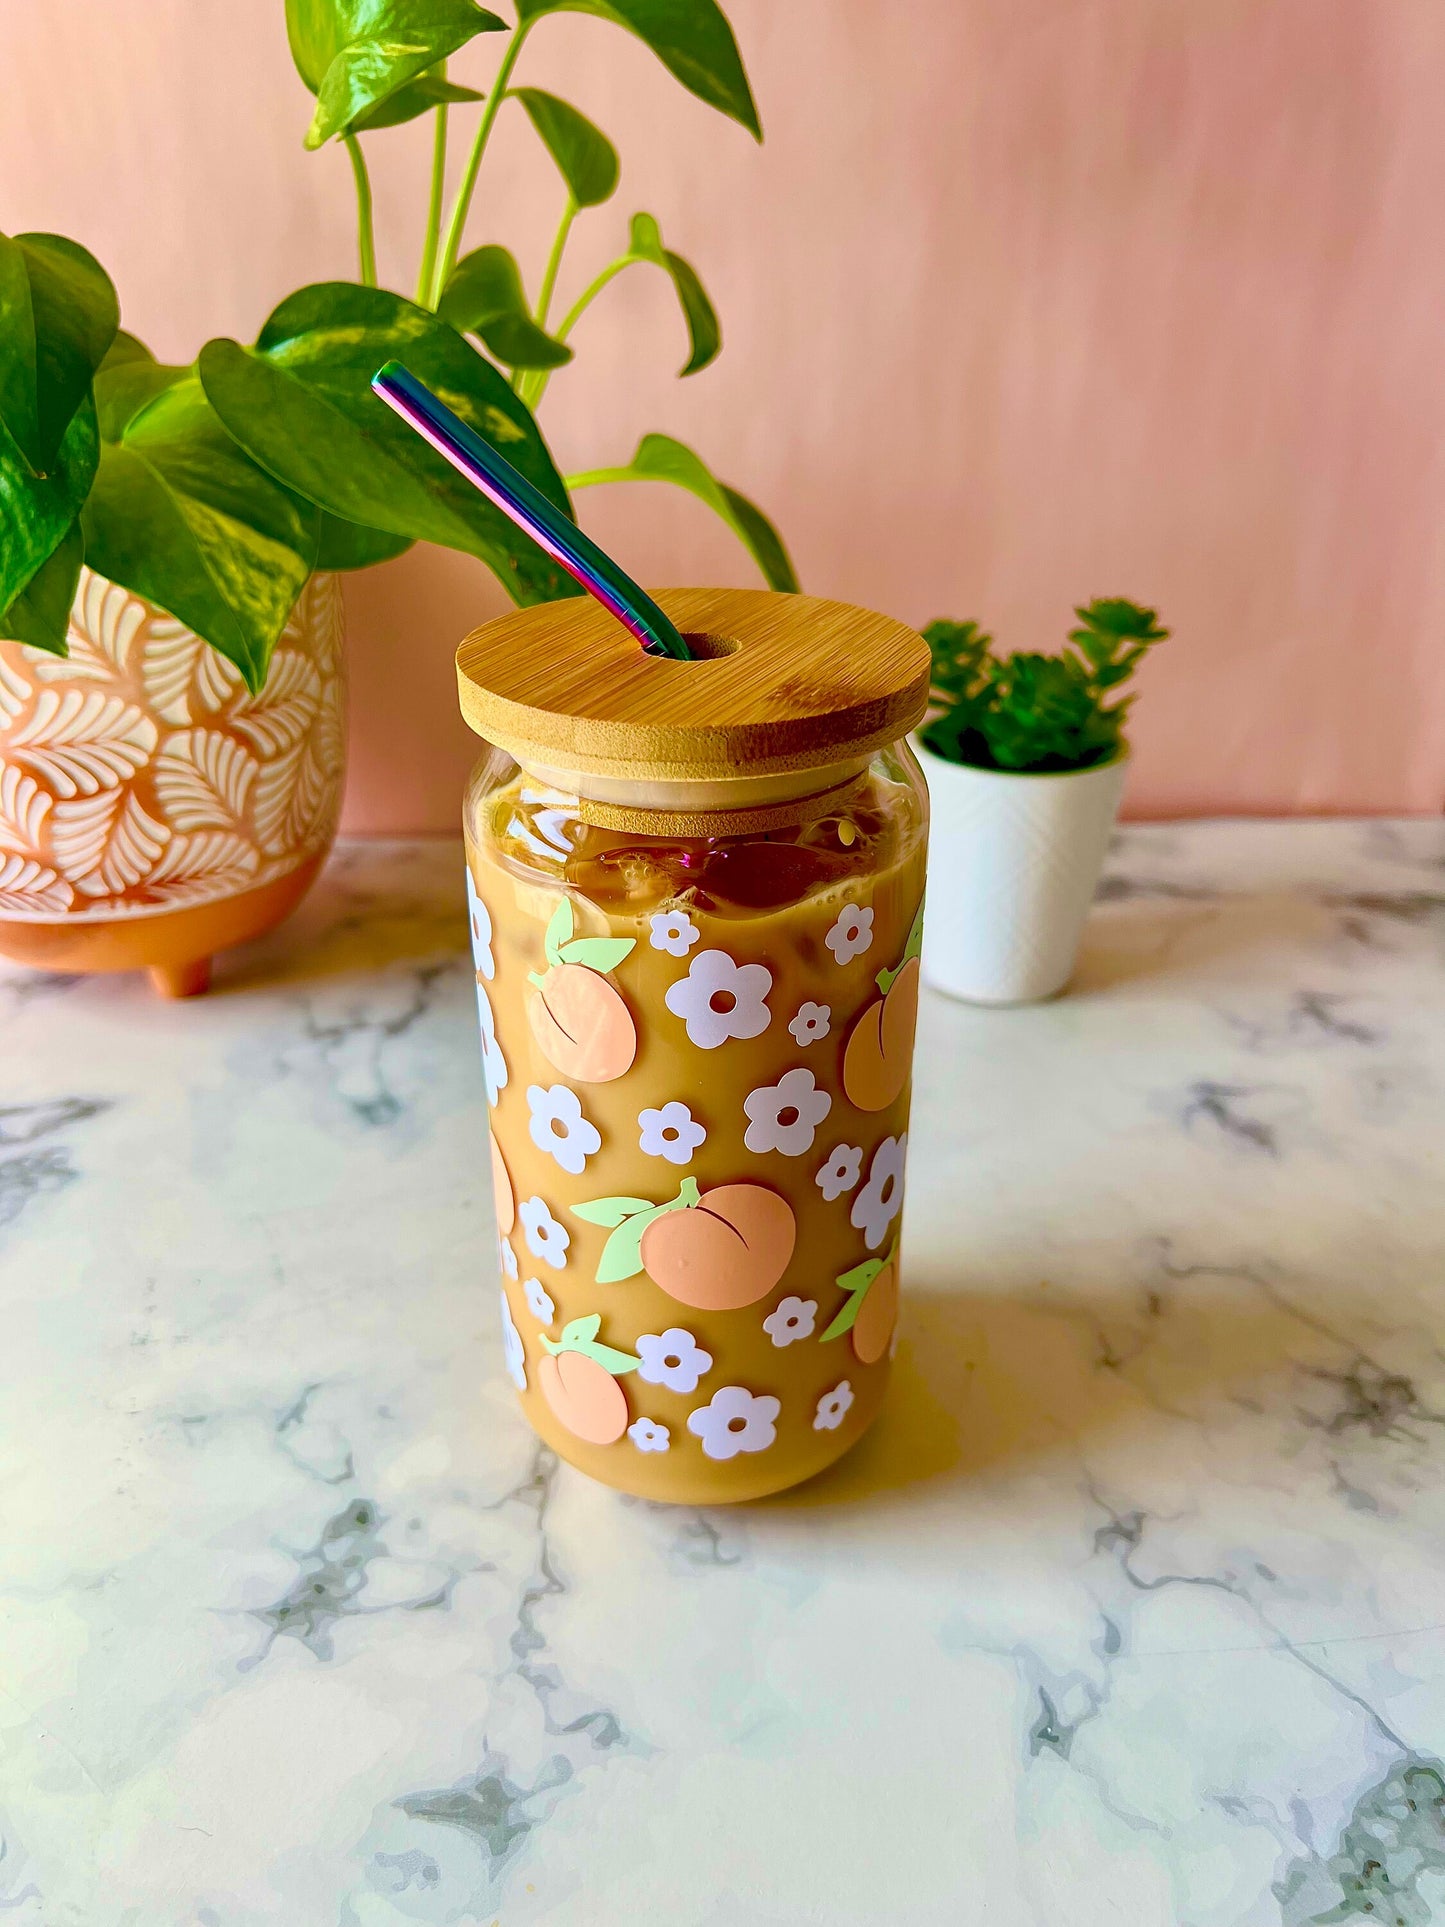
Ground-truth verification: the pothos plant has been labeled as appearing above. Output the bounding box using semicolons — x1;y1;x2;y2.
919;599;1169;775
0;0;793;694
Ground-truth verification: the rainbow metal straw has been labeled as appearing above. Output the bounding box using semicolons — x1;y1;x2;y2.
371;361;692;661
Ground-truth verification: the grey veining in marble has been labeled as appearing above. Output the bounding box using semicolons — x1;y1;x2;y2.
3;821;1444;1925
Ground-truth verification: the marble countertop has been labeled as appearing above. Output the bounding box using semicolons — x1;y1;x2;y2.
4;820;1444;1926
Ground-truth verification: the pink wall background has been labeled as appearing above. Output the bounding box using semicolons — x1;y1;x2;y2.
5;2;1444;827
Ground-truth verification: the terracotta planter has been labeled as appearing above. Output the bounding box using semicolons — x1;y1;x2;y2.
0;569;345;995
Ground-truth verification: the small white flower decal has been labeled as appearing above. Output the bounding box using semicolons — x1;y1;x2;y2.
636;1327;713;1394
523;1276;555;1324
851;1133;907;1251
476;980;508;1107
649;909;700;957
499;1290;526;1391
519;1195;570;1270
665;948;772;1050
465;866;495;980
527;1083;602;1176
499;1236;518;1280
815;1143;863;1202
638;1101;707;1166
743;1066;832;1158
825;902;875;966
763;1295;817;1348
628;1416;671;1453
687;1385;781;1461
813;1379;855;1432
788;1001;831;1048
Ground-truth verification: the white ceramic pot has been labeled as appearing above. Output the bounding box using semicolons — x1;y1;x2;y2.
0;569;345;995
915;739;1127;1004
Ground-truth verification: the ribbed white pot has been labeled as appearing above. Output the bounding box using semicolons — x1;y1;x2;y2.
915;739;1127;1005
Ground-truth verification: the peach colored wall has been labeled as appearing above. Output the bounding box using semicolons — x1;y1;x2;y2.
4;2;1443;828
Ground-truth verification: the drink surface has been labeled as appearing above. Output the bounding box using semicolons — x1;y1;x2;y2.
467;748;927;1503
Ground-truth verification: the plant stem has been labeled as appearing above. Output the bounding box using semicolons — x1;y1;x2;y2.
553;253;632;345
564;466;632;490
430;25;529;305
343;134;377;287
416;103;450;307
534;196;576;330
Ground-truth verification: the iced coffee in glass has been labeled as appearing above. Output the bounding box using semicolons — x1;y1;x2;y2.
458;588;929;1502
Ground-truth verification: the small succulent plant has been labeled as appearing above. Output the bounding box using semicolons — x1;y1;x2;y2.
919;597;1169;774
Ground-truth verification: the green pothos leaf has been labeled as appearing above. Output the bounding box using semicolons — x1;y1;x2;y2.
820;1257;886;1342
0;518;82;653
438;244;574;371
557;935;635;973
627;212;719;375
514;0;761;139
513;88;619;208
543;895;574;965
285;0;506;147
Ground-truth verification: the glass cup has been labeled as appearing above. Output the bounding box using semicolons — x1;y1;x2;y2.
458;589;930;1502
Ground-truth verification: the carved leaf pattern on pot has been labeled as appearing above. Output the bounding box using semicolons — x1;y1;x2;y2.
0;766;51;858
51;789;170;897
33;574;145;685
142;615;245;725
154;729;259;831
7;689;158;800
0;853;72;915
0;659;31;727
0;570;344;921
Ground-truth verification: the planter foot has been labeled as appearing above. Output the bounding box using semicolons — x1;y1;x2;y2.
149;957;212;999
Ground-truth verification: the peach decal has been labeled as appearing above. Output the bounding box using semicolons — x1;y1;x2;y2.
821;1241;900;1365
538;1313;640;1444
527;897;637;1083
490;1134;515;1237
573;1178;797;1310
841;898;924;1112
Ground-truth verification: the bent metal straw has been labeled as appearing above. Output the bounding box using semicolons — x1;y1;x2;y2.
371;361;693;661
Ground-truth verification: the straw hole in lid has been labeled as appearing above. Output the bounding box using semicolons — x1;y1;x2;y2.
654;631;742;661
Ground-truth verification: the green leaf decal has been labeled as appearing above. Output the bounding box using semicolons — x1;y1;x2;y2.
0;518;82;654
569;432;797;592
595;1214;653;1285
557;935;635;974
514;88;619;207
542;896;574;966
542;1313;640;1374
572;1195;656;1228
439;245;574;371
876;896;925;994
285;0;506;147
197;284;578;608
82;371;320;693
515;0;760;139
627;213;720;375
580;1177;700;1283
820;1257;885;1342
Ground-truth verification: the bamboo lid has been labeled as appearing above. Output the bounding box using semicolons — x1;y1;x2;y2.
455;587;931;789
